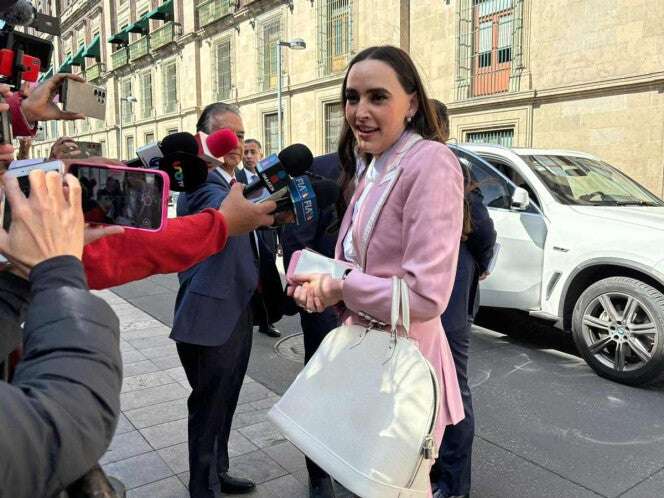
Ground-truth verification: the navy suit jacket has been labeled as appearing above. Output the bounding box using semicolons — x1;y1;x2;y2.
441;188;497;332
170;169;258;346
236;168;278;254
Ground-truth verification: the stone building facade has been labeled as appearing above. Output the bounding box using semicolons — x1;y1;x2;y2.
30;0;664;196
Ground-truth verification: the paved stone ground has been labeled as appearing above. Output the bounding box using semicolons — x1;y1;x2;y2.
95;288;352;498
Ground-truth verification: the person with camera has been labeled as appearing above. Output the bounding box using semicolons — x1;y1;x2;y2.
0;169;122;498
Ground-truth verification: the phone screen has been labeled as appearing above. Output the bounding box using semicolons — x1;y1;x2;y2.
70;164;165;230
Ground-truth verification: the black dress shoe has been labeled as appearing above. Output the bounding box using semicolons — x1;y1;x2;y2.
259;324;281;337
218;472;255;494
309;477;336;498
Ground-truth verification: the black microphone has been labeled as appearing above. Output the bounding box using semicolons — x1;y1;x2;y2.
130;132;208;192
244;143;313;199
0;0;60;36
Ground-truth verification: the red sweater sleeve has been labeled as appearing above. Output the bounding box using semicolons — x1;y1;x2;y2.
83;208;228;290
7;93;38;137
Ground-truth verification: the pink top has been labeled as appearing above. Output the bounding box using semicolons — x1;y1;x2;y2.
335;130;465;444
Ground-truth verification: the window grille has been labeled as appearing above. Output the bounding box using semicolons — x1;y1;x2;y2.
263;112;279;156
466;128;514;147
141;71;153;119
215;38;232;100
456;0;524;100
317;0;352;76
324;102;343;154
162;61;178;113
257;17;282;91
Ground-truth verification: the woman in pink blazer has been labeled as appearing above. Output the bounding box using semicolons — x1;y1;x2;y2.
290;45;465;491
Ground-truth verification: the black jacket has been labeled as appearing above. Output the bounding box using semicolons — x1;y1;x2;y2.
0;257;122;498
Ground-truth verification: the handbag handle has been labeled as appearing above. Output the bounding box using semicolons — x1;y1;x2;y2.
390;277;411;338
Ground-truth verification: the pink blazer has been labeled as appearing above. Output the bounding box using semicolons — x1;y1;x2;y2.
335;131;465;444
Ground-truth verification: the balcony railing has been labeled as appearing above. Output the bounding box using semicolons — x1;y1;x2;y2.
111;47;129;70
129;37;150;61
197;0;232;28
85;63;104;82
150;22;176;50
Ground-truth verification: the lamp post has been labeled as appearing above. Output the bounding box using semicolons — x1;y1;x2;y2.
118;95;137;159
276;38;306;151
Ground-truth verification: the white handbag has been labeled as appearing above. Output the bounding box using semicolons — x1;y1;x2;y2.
268;277;439;498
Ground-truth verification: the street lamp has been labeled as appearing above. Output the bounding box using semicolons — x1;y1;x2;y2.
118;95;137;159
276;38;306;151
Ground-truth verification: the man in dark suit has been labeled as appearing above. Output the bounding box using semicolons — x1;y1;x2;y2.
171;103;256;497
238;138;281;337
281;152;341;498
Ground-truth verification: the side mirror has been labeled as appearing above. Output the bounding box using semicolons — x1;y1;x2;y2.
511;187;530;211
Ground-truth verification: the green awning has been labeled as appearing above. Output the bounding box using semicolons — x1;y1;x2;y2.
127;15;149;34
147;0;173;21
82;34;101;61
108;27;130;45
57;55;73;74
39;65;53;82
71;44;86;66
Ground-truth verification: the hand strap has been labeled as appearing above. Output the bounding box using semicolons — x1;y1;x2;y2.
390;277;410;338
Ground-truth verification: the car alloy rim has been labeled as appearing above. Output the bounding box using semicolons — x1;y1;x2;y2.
581;292;658;373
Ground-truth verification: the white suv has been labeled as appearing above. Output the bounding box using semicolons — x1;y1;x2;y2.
449;144;664;386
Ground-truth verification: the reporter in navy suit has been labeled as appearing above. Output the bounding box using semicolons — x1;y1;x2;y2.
238;138;283;337
429;100;497;498
281;152;341;498
171;103;257;497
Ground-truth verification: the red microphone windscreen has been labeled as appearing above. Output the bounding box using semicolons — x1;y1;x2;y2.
206;128;239;158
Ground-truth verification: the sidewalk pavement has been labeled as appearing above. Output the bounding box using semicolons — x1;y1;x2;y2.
95;288;344;498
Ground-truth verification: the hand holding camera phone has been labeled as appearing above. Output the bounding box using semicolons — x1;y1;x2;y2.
59;79;106;120
2;161;169;237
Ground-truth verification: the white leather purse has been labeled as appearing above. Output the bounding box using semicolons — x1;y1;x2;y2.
268;277;439;498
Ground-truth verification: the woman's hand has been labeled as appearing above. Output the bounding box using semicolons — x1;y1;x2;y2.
288;273;344;313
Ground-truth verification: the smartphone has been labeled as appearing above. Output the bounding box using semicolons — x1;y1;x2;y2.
1;160;64;232
68;162;169;231
60;79;107;120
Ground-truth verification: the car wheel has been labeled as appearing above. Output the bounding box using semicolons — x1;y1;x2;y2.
572;276;664;386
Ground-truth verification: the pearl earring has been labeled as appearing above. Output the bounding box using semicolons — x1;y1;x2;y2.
406;115;412;123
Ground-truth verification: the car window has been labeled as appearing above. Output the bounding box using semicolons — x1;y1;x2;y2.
483;158;541;212
452;149;512;209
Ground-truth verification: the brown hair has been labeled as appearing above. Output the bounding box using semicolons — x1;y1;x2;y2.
336;46;445;220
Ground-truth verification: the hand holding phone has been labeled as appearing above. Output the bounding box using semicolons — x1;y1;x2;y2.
68;161;169;231
0;170;85;273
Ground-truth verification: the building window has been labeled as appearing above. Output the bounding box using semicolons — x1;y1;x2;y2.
145;132;155;145
140;71;153;119
215;39;232;100
126;135;135;160
324;102;343;154
49;121;58;140
120;78;133;124
456;0;524;100
162;61;178;113
167;128;178;135
263;112;279;156
466;128;514;147
318;0;352;75
100;140;106;156
259;17;282;91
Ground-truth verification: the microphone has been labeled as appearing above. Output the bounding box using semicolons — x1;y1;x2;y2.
157;133;207;192
244;143;313;199
0;0;60;35
205;128;239;160
272;176;340;226
0;1;34;25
